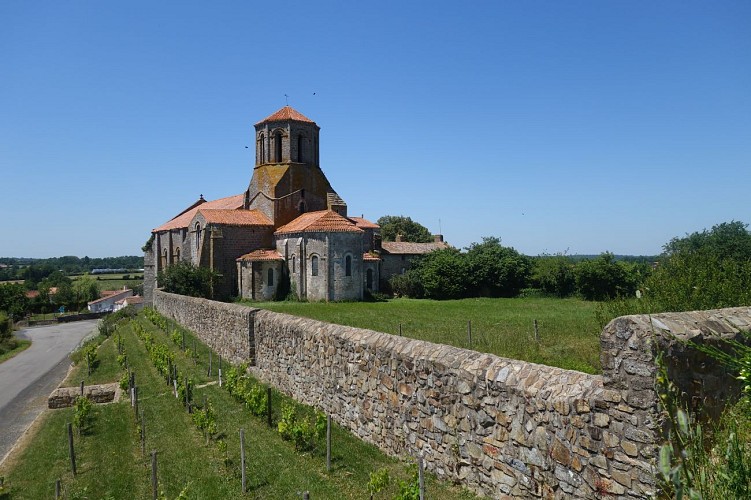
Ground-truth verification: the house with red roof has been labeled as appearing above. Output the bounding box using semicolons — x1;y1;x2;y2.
144;106;443;302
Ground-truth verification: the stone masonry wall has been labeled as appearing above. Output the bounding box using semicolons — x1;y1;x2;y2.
153;292;751;499
154;291;254;365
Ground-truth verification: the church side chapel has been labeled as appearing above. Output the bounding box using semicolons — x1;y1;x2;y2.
144;106;383;302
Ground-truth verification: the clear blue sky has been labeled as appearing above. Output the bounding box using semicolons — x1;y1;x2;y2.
2;1;749;258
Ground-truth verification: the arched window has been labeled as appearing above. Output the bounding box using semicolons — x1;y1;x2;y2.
259;133;265;163
345;255;352;277
267;267;274;287
195;223;202;252
297;135;304;162
161;249;168;269
174;247;181;262
292;255;296;274
366;269;373;289
274;131;283;162
311;255;319;277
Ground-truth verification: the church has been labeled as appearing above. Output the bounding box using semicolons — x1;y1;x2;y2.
144;106;389;303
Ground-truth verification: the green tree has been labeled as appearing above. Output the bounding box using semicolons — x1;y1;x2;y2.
0;283;29;321
465;237;531;297
52;281;76;310
533;254;576;297
646;221;751;312
157;261;218;299
575;252;637;301
413;248;470;300
376;215;433;243
73;273;100;305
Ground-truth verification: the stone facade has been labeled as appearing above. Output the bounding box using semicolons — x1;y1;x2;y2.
154;291;751;498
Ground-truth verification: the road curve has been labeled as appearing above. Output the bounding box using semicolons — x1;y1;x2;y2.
0;320;99;464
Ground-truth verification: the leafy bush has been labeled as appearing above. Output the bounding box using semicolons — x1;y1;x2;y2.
574;252;638;301
277;403;325;452
532;254;576;297
192;400;217;445
367;468;390;498
415;248;469;300
388;270;424;299
465;237;531;298
157;261;218;299
73;396;93;436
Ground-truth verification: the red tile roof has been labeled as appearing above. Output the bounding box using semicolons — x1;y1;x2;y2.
88;289;132;305
197;209;273;227
363;252;381;261
153;194;244;232
25;290;39;299
275;210;364;235
237;249;284;262
381;241;449;255
349;216;379;229
256;106;315;125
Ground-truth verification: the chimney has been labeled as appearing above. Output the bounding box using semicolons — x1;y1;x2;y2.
395;234;403;242
433;234;444;243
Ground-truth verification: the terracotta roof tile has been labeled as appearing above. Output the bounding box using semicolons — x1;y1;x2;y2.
256;106;315;125
237;249;284;262
197;209;273;227
275;210;364;235
153;194;244;232
349;216;379;229
381;241;449;255
363;252;381;261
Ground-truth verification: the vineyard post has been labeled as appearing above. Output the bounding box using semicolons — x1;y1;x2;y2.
208;351;212;376
141;410;146;455
240;429;247;494
534;319;539;342
218;355;223;387
55;479;61;499
67;422;76;476
266;387;272;427
467;320;472;348
326;414;331;473
150;450;158;500
418;456;425;500
80;380;84;396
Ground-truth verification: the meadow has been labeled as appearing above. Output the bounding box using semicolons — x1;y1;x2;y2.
246;297;603;374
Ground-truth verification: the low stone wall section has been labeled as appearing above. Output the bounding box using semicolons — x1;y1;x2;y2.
153;290;255;365
153;290;751;499
48;383;120;409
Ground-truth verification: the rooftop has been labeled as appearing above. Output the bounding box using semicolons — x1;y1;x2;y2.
381;241;450;255
275;210;364;235
197;209;273;227
237;249;284;262
153;194;244;232
256;106;315;125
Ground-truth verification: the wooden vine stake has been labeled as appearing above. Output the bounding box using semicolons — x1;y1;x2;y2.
67;422;76;476
418;455;425;500
240;429;247;494
326;414;332;473
151;450;158;500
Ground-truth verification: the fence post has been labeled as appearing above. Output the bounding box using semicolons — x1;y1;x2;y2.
208;351;212;376
151;450;158;500
418;455;425;500
326;414;332;473
141;411;146;455
266;387;272;427
534;319;539;342
467;320;472;347
240;429;246;494
398;323;402;336
67;422;76;476
55;479;61;498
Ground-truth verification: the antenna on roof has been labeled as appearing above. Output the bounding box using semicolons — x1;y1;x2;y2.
284;94;289;105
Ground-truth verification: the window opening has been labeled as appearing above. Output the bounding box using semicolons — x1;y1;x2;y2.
267;267;274;287
311;255;319;276
345;255;352;277
366;268;373;289
274;131;283;162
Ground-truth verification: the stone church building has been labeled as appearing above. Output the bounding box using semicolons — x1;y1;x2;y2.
144;106;446;303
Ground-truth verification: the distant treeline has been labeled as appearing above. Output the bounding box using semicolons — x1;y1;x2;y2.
0;255;144;281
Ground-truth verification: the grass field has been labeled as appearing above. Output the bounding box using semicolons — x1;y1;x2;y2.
0;313;473;499
246;297;603;374
70;273;144;292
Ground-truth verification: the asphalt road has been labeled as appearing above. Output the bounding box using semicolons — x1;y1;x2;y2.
0;320;98;464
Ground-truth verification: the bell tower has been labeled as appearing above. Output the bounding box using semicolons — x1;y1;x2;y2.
244;106;346;227
254;106;320;167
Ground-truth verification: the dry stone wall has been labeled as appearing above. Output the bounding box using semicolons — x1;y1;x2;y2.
154;291;254;365
153;290;751;499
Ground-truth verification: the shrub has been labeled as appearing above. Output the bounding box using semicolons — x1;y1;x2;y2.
574;252;637;301
277;403;325;452
73;396;93;436
532;254;576;297
157;261;218;299
465;237;531;298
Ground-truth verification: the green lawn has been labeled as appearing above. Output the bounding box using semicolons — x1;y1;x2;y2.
1;313;474;499
245;297;603;374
